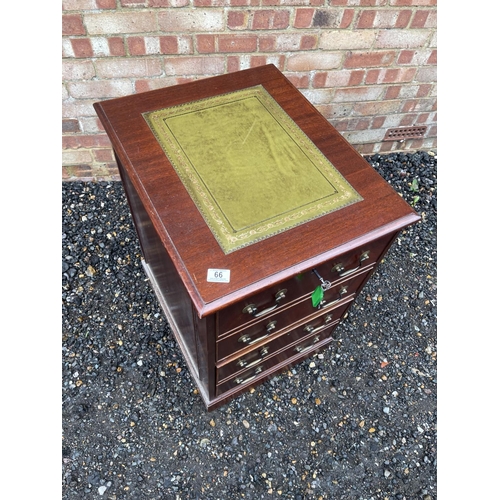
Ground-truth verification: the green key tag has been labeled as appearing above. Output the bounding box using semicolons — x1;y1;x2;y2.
311;285;324;308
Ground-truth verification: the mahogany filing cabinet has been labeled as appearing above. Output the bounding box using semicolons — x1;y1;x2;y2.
94;65;420;411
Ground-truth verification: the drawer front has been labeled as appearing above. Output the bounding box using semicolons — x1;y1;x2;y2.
216;294;354;363
216;312;343;383
216;324;334;395
217;232;393;336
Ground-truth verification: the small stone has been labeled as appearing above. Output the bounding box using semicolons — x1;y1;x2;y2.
291;398;297;404
86;265;97;277
209;419;215;427
98;485;107;495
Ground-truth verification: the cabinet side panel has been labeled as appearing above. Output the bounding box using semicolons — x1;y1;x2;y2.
117;155;202;382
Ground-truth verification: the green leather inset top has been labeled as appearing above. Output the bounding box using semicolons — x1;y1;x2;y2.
143;85;362;254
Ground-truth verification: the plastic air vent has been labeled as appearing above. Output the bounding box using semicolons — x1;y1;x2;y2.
383;126;427;141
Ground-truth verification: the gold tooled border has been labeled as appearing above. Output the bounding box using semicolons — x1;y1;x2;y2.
143;85;363;254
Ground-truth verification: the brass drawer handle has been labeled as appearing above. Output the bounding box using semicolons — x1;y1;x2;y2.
318;286;348;309
235;366;263;385
266;320;277;333
295;335;321;352
242;289;287;317
236;346;270;368
238;332;270;345
332;251;370;277
303;314;334;334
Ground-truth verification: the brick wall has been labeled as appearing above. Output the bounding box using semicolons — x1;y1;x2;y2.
62;0;437;181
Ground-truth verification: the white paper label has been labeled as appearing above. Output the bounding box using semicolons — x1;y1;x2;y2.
207;268;230;283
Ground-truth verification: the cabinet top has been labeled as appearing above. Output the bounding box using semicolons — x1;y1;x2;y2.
94;64;419;317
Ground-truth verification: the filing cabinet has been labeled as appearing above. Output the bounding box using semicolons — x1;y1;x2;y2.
94;64;420;410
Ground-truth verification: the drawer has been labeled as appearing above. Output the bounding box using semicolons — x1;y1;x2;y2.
217;232;394;336
216;294;354;363
216;323;334;395
216;311;344;383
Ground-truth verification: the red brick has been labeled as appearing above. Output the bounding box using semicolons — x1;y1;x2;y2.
158;10;224;32
128;37;146;55
399;113;417;126
417;84;432;98
62;0;94;10
416;112;430;124
259;35;275;51
252;10;290;30
396;10;412;27
287;53;342;71
354;100;401;115
379;142;394;153
301;35;317;50
285;74;310;89
372;116;386;128
228;11;248;29
96;58;163;78
71;38;93;58
410;10;429;28
148;0;190;5
121;0;147;5
63;14;85;36
365;69;381;84
357;10;376;28
219;35;257;52
398;50;414;64
312;70;352;88
344;51;395;68
159;36;178;54
334;87;383;102
390;0;436;5
349;70;365;86
85;12;157;35
294;8;314;28
427;49;437;64
164;56;225;76
313;72;327;88
227;56;241;73
356;143;376;155
63;60;95;80
108;37;126;56
63;134;111;150
63;119;80;133
96;0;116;8
354;118;370;130
401;99;418;113
340;9;355;28
250;55;285;70
375;30;429;49
68;80;135;98
197;34;216;53
385;85;401;99
229;0;259;6
94;148;115;162
312;9;341;28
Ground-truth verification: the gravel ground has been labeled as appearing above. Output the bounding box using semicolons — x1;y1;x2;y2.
62;151;437;500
